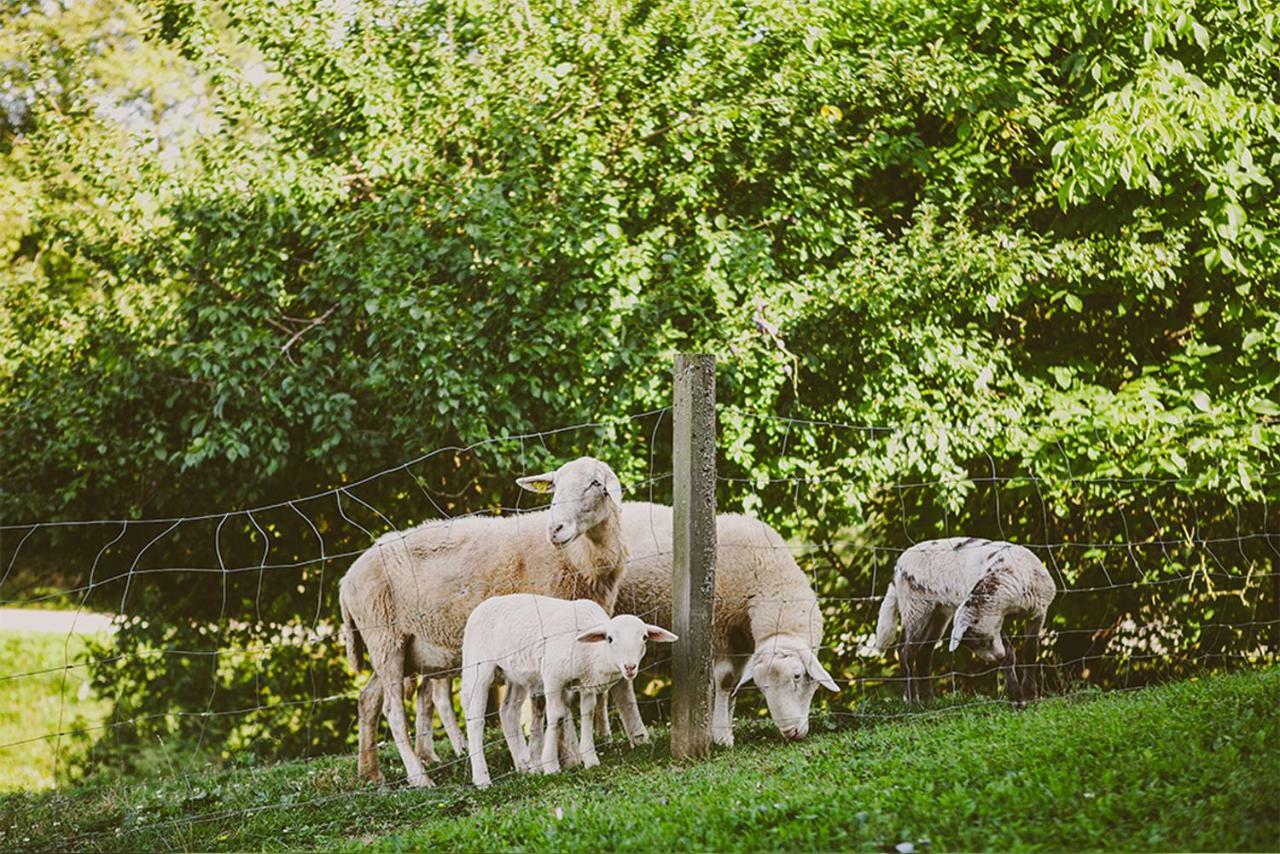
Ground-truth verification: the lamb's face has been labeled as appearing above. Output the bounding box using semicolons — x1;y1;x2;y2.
735;646;838;741
959;628;1005;662
516;457;623;547
576;615;678;681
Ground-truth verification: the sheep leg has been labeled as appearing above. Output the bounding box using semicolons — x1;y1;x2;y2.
357;674;384;784
499;682;532;772
610;679;649;746
1018;615;1044;701
594;690;612;740
540;689;569;775
914;611;950;704
432;677;465;756
559;697;582;768
413;675;439;763
579;691;600;768
711;658;739;747
899;610;924;704
463;662;497;787
1000;632;1022;703
378;656;433;787
528;693;546;760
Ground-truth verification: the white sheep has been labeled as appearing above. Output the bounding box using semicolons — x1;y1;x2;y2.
611;503;838;745
461;594;677;788
338;456;641;787
871;536;1056;703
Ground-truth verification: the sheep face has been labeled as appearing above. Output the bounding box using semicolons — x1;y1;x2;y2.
733;645;838;740
576;615;678;681
950;609;1006;662
516;457;623;547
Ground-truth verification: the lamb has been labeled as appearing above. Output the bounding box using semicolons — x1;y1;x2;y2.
611;502;838;745
871;536;1056;704
461;594;677;787
337;455;638;787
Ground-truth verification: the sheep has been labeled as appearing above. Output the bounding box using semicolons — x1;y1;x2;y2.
337;455;636;787
611;502;838;746
461;594;677;787
871;536;1056;704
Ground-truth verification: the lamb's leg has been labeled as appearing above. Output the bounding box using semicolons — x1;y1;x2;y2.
594;690;612;741
579;691;600;768
899;610;923;704
1018;615;1045;701
999;632;1022;703
610;679;649;746
540;689;568;775
499;682;532;772
378;655;432;787
711;658;739;747
528;693;546;761
914;611;950;704
463;662;496;787
559;697;582;768
413;675;439;763
357;674;384;784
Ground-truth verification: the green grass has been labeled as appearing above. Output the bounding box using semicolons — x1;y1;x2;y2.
2;669;1277;852
0;631;111;793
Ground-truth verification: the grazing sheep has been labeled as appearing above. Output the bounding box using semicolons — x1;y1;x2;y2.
338;456;633;787
872;536;1056;704
612;502;838;746
461;594;677;787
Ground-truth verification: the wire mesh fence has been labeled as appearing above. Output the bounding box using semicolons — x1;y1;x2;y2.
1;402;1275;848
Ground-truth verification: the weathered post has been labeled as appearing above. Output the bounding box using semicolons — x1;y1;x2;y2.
670;353;717;760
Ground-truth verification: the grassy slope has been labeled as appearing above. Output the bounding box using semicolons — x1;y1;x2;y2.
2;669;1277;852
0;631;110;792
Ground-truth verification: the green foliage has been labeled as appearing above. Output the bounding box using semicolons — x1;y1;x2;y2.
1;0;1277;772
3;669;1277;851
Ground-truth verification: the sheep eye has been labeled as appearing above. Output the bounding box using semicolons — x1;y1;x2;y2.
607;636;612;643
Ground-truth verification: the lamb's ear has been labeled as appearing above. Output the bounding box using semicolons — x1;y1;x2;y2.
806;653;839;693
949;608;973;653
516;472;557;494
731;658;757;697
576;625;609;644
645;625;678;643
603;468;623;508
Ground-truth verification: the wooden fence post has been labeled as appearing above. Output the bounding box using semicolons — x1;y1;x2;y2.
671;353;717;760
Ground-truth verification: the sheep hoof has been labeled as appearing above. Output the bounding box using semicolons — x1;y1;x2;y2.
582;754;600;769
540;763;560;776
712;732;734;748
629;729;650;747
406;772;434;788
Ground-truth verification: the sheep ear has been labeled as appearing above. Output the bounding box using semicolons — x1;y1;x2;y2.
731;660;756;697
949;610;972;653
806;654;839;693
645;625;678;643
576;626;609;644
516;472;556;494
604;469;623;508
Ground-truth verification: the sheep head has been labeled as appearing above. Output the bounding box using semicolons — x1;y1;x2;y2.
516;456;623;547
576;614;677;681
733;639;838;741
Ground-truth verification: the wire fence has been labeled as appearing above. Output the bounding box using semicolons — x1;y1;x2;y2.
1;403;1276;848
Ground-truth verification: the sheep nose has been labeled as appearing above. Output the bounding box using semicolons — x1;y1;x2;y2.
623;664;637;678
